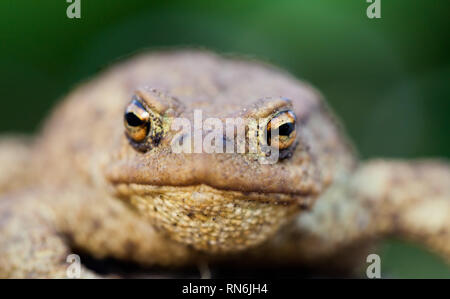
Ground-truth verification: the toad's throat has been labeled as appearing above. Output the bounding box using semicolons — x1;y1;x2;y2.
113;183;309;252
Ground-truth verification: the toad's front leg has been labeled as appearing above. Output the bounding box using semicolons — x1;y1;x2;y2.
350;160;450;261
0;137;34;195
245;160;450;274
0;187;196;278
0;191;98;278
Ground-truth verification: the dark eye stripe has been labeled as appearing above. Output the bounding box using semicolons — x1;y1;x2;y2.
125;112;144;127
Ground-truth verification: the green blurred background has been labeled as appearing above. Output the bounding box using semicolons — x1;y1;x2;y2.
0;0;449;278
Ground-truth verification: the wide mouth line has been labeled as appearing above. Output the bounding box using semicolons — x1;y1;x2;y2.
111;181;312;196
111;181;316;207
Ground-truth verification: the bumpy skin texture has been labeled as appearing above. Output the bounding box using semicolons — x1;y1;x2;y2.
0;51;449;278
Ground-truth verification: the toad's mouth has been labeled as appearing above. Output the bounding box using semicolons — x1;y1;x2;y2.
112;182;316;208
104;159;321;208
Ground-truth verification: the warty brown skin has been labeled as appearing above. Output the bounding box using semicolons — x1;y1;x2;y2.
0;51;449;278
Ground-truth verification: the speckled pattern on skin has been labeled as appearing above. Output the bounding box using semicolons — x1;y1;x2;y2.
0;50;448;278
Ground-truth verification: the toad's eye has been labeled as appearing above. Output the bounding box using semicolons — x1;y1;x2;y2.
266;110;297;150
124;99;150;143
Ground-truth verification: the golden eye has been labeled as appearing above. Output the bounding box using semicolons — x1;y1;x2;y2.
124;99;150;143
266;110;297;150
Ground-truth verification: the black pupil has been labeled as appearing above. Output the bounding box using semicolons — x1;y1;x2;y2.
125;112;144;127
278;122;294;136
